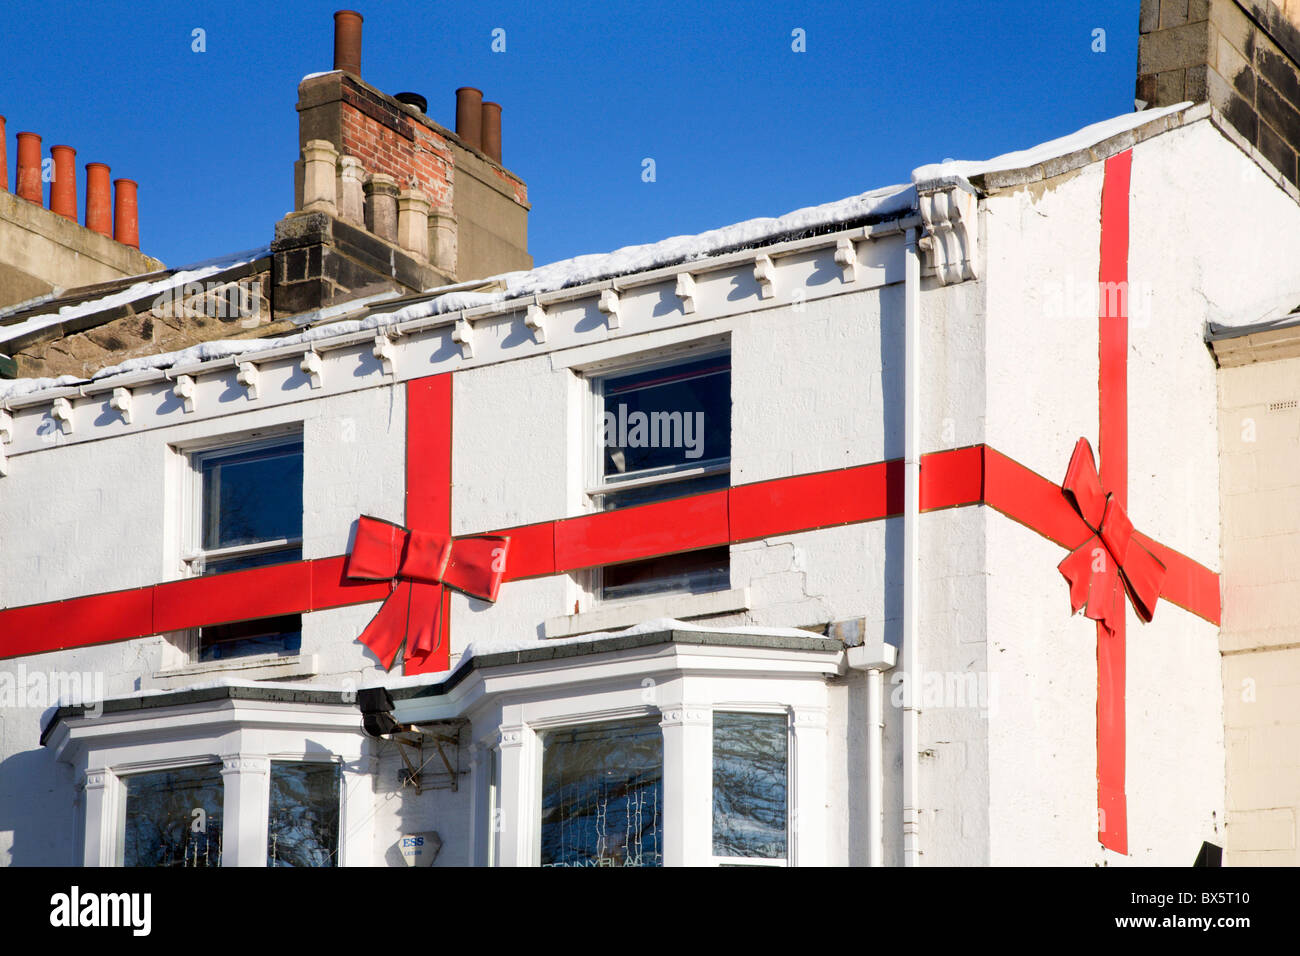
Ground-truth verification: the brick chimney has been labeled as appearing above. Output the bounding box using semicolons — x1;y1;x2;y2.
273;9;531;318
1138;0;1300;187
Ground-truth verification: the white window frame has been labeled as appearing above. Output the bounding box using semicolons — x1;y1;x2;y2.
582;344;732;605
167;427;306;669
181;430;305;578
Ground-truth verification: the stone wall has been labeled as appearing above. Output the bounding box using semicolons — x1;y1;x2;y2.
1138;0;1300;187
11;262;280;379
0;191;162;311
1217;353;1300;864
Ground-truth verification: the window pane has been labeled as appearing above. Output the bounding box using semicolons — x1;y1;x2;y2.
123;764;224;867
198;614;302;662
202;440;303;550
601;546;729;602
713;712;788;859
602;356;729;482
267;762;340;867
540;718;663;867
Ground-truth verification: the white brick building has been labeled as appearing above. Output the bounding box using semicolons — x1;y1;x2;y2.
3;93;1300;867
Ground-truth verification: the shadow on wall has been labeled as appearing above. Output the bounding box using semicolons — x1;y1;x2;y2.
841;280;906;865
0;742;78;866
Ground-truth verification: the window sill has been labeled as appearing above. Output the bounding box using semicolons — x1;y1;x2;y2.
543;588;751;639
151;653;319;689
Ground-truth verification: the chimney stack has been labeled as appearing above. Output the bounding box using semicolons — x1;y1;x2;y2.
456;87;483;150
113;178;138;248
85;162;111;236
333;10;363;76
15;132;42;203
0;116;6;193
1136;0;1300;188
49;145;76;220
481;101;502;163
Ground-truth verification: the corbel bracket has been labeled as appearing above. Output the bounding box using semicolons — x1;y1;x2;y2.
452;317;475;359
525;303;547;344
915;177;979;286
373;334;397;376
675;273;696;314
753;254;776;299
300;351;324;389
236;362;260;400
173;375;196;413
51;397;74;434
598;288;621;329
109;387;133;424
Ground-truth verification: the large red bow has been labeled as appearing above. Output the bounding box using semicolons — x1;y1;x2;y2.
1057;438;1165;638
345;515;510;670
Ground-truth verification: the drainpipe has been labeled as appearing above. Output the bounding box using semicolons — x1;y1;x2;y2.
901;225;922;867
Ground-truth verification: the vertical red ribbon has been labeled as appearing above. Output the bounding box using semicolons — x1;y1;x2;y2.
404;374;454;675
1096;150;1132;854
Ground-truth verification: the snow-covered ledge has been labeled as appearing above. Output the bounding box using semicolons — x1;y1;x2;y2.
543;587;751;638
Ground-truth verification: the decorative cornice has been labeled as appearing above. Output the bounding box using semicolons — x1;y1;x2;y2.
0;218;923;462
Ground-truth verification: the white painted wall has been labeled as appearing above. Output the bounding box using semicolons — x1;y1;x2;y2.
3;114;1294;866
978;117;1300;864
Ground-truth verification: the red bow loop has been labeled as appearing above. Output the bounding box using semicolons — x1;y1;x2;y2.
1057;438;1165;636
345;515;509;670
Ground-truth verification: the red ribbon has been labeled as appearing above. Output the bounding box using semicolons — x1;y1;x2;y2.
345;515;510;670
1057;437;1165;639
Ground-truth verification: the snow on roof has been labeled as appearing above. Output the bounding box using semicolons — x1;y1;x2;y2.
912;101;1191;183
1;104;1198;403
495;183;917;297
0;246;270;350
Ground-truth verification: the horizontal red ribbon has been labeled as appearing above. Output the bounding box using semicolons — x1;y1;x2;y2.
0;444;1219;660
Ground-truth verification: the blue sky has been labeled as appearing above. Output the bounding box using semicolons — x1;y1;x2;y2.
1;0;1139;272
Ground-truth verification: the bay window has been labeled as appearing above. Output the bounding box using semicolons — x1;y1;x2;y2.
46;685;372;867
